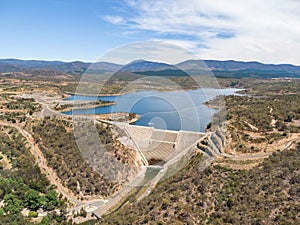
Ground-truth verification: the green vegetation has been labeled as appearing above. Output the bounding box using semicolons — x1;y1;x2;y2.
0;94;41;122
54;100;114;111
31;117;139;198
0;126;70;224
102;144;300;224
100;78;300;224
224;94;300;133
246;79;300;96
1;74;300;224
32;117;117;197
208;68;300;79
0;126;49;192
206;79;300;153
59;81;124;95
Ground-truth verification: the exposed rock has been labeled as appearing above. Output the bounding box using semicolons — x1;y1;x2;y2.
196;128;227;156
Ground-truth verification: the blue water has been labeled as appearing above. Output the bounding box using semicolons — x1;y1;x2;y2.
63;88;240;132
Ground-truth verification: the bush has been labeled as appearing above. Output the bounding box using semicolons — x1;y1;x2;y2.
28;211;38;218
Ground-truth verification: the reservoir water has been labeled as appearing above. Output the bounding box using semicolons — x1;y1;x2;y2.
63;88;240;132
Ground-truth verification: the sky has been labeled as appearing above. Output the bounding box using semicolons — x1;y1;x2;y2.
1;0;300;65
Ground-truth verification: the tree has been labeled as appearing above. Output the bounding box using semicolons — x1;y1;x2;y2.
44;190;59;211
39;215;50;225
25;189;42;210
79;207;87;218
3;193;23;214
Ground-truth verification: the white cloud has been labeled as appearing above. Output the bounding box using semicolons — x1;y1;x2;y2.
103;15;125;25
150;39;199;51
98;41;198;64
105;0;300;64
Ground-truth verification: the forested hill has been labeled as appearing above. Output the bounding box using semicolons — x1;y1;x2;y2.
1;58;300;78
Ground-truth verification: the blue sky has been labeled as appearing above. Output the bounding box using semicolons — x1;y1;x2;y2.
0;0;138;61
1;0;300;64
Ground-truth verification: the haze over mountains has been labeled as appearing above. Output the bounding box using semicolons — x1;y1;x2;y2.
1;58;300;78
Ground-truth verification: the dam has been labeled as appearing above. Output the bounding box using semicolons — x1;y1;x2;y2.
91;121;226;218
112;122;205;165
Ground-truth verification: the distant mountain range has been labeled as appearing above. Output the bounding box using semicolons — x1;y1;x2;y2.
1;58;300;78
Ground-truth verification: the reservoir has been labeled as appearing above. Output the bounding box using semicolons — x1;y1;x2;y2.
63;88;240;132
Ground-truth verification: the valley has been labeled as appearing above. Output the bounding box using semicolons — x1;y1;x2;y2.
0;62;299;224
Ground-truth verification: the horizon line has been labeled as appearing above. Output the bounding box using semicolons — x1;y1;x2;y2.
0;57;299;67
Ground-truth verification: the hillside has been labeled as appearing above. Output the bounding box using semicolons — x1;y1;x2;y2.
178;59;300;73
101;144;300;224
100;79;300;224
1;58;300;79
0;66;299;224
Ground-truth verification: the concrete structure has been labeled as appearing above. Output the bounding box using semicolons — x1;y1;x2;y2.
91;124;228;219
125;125;205;165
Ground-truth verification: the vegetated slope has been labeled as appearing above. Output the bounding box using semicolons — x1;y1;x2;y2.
0;59;88;74
222;94;299;152
119;60;174;72
31;117;118;198
179;59;300;74
2;58;300;79
31;117;140;198
101;79;300;224
0;126;70;225
208;80;300;154
0;96;41;123
0;59;121;74
133;69;189;77
101;144;300;225
245;79;300;96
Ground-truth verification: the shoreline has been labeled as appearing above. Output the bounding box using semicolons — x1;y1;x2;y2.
59;102;116;113
94;113;140;124
64;91;123;98
62;87;242;132
129;114;140;124
65;87;242;98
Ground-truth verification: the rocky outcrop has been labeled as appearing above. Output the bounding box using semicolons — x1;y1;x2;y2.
196;127;227;157
197;139;215;157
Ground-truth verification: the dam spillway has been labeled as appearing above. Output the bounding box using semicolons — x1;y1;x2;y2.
123;125;205;165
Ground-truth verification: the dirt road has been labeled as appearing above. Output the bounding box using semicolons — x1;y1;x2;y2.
0;121;83;205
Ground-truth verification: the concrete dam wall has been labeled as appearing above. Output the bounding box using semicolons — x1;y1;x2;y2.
124;125;205;165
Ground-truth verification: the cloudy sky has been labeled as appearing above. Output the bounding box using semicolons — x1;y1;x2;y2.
1;0;300;64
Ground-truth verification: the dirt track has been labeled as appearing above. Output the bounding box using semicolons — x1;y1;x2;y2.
0;121;83;206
